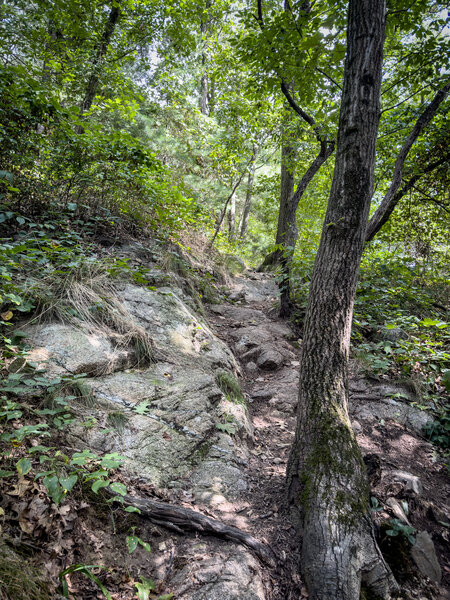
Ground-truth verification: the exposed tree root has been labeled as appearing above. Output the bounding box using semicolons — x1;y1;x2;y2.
110;492;276;567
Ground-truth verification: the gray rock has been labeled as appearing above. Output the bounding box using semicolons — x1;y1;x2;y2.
246;361;257;372
257;348;283;371
350;395;431;435
378;327;409;343
170;547;265;600
121;284;237;371
25;323;134;375
391;470;423;496
411;531;442;583
351;420;363;433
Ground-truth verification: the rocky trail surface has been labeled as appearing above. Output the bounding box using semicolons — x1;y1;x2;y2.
204;272;450;600
3;256;449;600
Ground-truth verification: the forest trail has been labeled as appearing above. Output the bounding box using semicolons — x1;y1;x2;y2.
206;273;304;599
206;270;449;600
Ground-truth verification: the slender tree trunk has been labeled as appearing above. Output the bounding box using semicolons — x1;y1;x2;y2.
258;122;297;271
365;82;450;241
286;1;398;598
239;144;259;239
209;168;249;247
278;140;334;317
228;183;236;239
80;3;121;115
199;1;211;115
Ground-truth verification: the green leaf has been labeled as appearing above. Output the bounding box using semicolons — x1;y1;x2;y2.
0;470;15;478
134;577;155;600
92;479;110;493
124;505;141;514
16;457;32;476
59;474;78;492
109;481;126;496
138;538;151;553
126;535;139;554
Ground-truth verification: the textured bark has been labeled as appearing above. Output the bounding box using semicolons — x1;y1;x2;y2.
286;1;398;598
199;1;212;115
258;138;297;270
366;82;450;241
278;140;334;317
228;183;236;239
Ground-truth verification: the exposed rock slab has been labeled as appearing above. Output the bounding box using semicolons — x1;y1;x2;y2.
411;531;442;583
25;323;134;375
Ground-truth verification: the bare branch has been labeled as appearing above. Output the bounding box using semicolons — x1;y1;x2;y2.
366;82;450;241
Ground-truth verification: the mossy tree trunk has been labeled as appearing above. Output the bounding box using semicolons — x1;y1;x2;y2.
258;124;297;271
286;1;398;598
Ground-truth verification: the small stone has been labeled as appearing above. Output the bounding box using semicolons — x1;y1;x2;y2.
385;497;411;525
411;531;441;583
256;348;283;371
246;361;257;372
391;470;423;496
273;457;283;464
351;420;362;433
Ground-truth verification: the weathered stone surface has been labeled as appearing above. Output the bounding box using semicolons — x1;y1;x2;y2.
229;276;278;304
169;546;265;600
378;327;409;343
349;379;432;434
25;284;245;497
256;347;283;371
121;284;237;371
25;323;134;375
411;531;442;583
391;470;423;496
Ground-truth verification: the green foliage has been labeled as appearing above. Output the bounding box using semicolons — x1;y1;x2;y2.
0;364;127;504
216;371;245;404
59;564;113;600
126;527;151;554
385;519;417;546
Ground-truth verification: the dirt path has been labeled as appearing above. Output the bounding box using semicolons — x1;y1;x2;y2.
207;273;305;599
206;272;449;600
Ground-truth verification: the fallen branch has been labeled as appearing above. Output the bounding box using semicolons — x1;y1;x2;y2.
110;492;276;567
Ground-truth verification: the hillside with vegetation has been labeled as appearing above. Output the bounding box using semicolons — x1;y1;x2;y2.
0;1;449;599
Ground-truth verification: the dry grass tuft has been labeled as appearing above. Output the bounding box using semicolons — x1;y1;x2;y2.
0;542;51;600
26;263;154;366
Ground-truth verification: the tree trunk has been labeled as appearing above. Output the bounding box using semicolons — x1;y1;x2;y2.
228;184;236;239
199;1;211;115
258;124;297;271
278;140;334;317
80;3;121;115
286;1;398;598
239;144;259;239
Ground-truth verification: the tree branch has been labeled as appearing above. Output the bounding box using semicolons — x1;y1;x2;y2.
366;154;449;241
366;81;450;241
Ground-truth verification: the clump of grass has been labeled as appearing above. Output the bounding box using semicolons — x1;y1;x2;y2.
216;371;245;404
26;262;154;366
107;410;129;432
0;542;51;600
